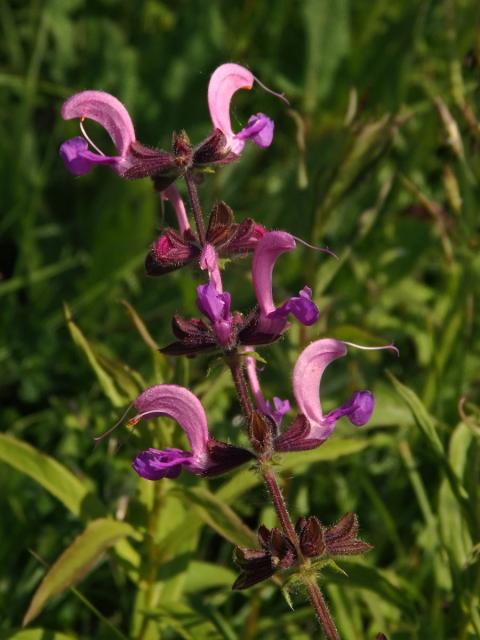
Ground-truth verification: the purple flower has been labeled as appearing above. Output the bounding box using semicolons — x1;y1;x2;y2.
245;349;290;426
60;90;176;180
235;113;274;148
130;384;253;480
252;231;320;335
208;64;275;155
196;281;233;347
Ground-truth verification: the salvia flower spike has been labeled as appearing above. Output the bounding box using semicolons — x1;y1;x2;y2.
130;384;253;480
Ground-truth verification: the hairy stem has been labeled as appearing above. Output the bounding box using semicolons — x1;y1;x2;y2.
263;466;339;638
305;578;340;640
263;466;302;557
228;357;254;420
184;170;207;245
227;356;339;638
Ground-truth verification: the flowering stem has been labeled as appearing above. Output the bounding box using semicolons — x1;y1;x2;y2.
228;356;254;420
263;466;339;638
263;466;302;557
227;356;338;638
305;578;340;640
184;170;207;245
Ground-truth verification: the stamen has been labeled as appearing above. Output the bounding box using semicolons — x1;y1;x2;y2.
292;235;338;259
80;117;106;156
253;75;290;106
343;341;399;357
93;403;133;444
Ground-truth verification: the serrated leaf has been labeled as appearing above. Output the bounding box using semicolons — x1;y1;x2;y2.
0;434;102;519
23;518;137;626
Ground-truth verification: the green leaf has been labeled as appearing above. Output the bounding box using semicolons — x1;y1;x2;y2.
185;561;236;593
438;423;473;572
303;0;349;112
0;434;102;519
171;486;256;547
388;372;470;509
0;631;77;640
322;560;422;618
64;303;127;407
23;518;137;626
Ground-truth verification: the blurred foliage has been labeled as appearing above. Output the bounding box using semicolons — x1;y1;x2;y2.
1;0;480;638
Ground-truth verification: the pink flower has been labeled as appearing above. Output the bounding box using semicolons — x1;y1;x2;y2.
208;64;275;155
252;231;319;335
60;90;175;180
275;339;397;452
130;384;253;480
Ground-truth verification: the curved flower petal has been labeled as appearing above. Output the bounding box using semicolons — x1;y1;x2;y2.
252;231;296;316
161;185;190;234
292;339;375;442
245;349;290;425
252;231;319;332
61;90;135;155
208;63;254;155
131;384;209;462
293;339;347;440
199;243;223;292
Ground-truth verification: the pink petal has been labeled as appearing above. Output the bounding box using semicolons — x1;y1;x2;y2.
208;63;254;155
292;339;347;439
162;185;190;234
61;90;135;156
132;384;209;461
252;231;296;316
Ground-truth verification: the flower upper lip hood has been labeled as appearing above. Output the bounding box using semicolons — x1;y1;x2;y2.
293;339;350;440
61;90;136;157
130;384;254;480
60;90;135;177
208;63;275;155
252;231;320;332
132;383;209;466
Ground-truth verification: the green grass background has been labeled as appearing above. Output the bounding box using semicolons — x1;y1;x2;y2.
1;0;480;638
